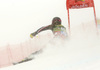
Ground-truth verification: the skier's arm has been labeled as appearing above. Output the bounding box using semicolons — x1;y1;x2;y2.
30;25;52;38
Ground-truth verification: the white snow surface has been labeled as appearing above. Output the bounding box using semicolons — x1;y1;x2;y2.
0;0;100;70
1;32;100;70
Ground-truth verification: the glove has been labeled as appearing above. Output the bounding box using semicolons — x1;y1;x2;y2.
30;32;36;38
30;34;33;38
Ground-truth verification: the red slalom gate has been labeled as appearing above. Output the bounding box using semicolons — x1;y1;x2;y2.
66;0;97;33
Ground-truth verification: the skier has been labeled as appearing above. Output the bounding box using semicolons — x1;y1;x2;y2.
30;17;68;39
13;17;68;65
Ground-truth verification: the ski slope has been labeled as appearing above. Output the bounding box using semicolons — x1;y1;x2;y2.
0;0;100;70
1;30;100;70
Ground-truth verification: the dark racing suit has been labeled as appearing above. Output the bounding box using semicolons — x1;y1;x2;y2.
31;25;68;39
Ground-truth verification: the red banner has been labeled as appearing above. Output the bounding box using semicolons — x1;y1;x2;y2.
67;0;94;9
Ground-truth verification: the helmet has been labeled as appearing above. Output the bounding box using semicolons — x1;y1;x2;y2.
52;17;61;26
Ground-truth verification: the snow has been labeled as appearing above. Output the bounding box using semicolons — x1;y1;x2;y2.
0;0;100;70
1;34;100;70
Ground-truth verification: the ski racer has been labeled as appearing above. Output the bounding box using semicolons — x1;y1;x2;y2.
13;17;68;65
30;17;68;39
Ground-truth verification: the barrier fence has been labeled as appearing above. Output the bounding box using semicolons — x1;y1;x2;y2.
0;34;52;68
